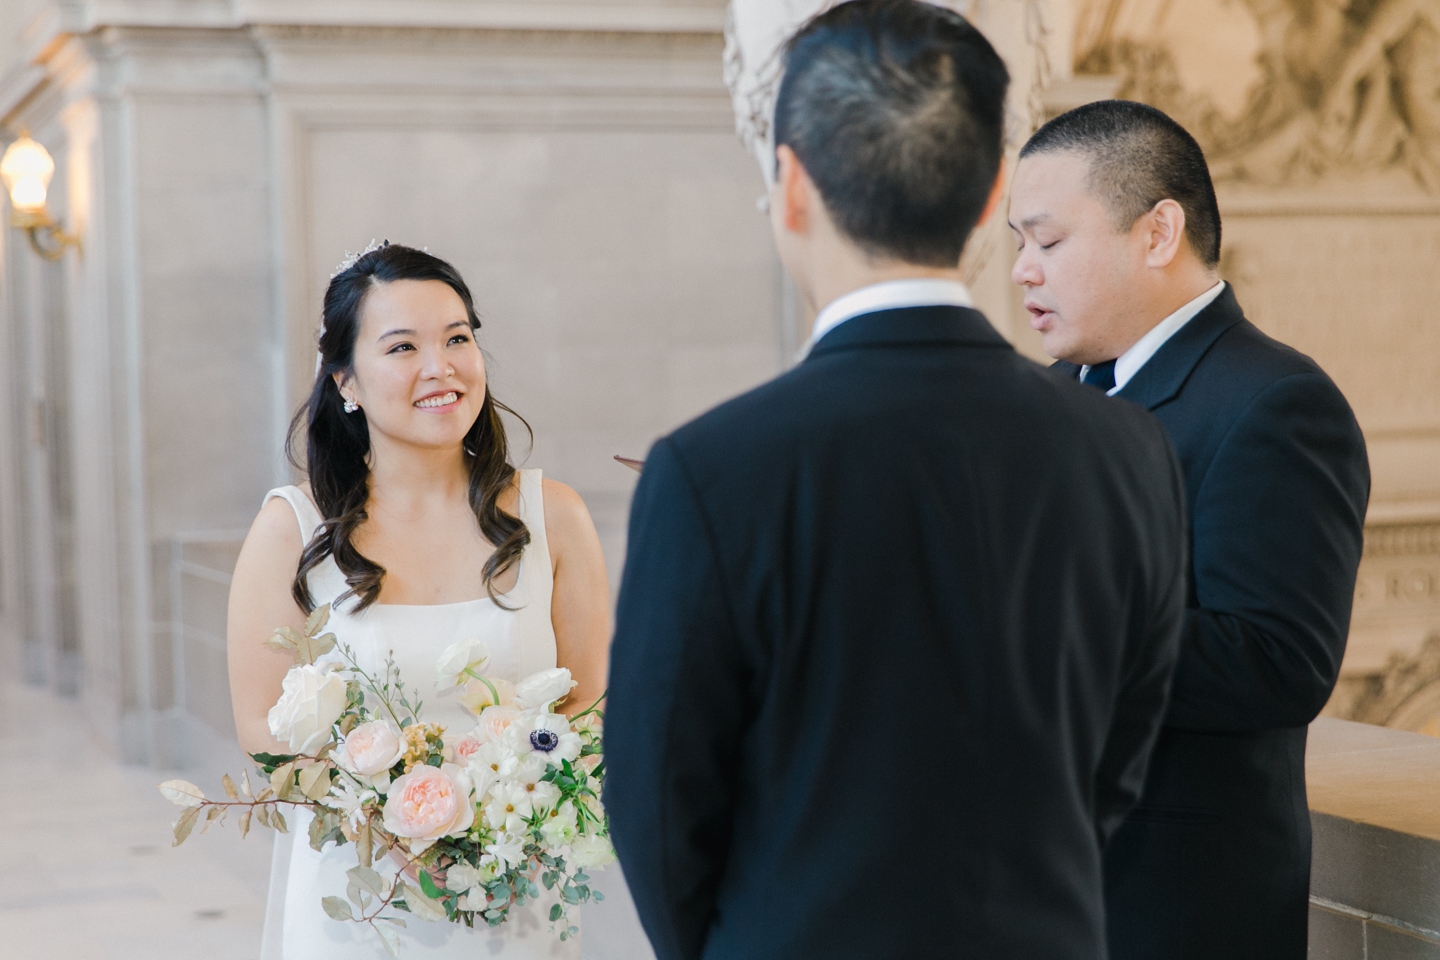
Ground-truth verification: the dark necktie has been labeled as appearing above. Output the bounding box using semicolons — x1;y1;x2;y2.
1082;360;1117;392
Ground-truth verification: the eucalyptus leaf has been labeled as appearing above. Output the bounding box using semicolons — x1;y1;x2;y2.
375;922;401;958
348;865;386;898
401;882;448;923
549;903;563;922
322;896;353;921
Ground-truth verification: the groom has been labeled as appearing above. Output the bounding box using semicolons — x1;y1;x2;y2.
605;3;1189;959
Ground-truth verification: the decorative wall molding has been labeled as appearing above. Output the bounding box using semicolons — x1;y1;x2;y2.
42;0;729;35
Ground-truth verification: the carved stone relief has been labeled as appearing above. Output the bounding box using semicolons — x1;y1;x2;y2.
1076;0;1440;191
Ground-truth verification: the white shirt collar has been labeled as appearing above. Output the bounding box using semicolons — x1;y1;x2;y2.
1083;280;1226;395
803;278;974;358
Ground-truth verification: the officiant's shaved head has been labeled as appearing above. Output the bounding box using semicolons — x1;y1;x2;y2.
774;0;1009;267
1019;99;1222;268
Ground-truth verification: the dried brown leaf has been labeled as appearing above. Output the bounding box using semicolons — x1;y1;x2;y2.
158;780;206;807
274;810;289;834
239;808;252;839
304;604;332;637
239;769;253;799
298;763;332;802
271;762;296;801
221;774;239;801
172;806;201;846
358;819;373;869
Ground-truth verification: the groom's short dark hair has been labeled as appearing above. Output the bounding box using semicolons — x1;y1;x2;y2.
774;0;1009;268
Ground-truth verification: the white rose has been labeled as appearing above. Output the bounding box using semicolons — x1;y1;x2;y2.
569;834;616;870
334;719;405;778
267;663;348;754
437;638;489;691
514;668;577;710
445;861;484;895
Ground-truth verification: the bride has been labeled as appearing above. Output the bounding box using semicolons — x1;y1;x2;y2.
226;242;611;958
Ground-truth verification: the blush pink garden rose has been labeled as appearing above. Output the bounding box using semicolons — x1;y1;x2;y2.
382;763;475;844
475;704;523;745
335;720;405;779
448;733;484;764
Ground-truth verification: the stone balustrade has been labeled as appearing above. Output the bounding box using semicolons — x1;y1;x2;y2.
1309;718;1440;958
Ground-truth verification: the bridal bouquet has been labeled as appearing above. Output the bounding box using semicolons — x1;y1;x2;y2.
158;606;611;955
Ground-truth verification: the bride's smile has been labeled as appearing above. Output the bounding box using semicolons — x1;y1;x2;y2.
415;390;461;410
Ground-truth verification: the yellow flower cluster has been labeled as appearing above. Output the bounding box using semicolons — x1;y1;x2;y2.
401;722;445;771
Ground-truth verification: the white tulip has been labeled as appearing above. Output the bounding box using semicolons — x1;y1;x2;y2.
436;637;489;691
514;668;577;710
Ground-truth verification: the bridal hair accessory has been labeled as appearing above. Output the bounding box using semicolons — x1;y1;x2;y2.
330;238;388;280
317;239;391;374
343;397;360;414
157;607;612;954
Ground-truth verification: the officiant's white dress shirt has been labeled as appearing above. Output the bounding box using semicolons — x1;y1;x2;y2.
1080;281;1226;394
802;278;975;358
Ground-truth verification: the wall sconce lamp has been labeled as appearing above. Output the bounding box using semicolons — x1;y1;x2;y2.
1;130;79;261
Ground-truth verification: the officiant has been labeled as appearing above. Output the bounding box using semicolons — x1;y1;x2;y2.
1009;100;1371;960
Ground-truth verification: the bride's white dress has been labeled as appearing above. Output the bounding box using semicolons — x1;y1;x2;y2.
258;469;579;959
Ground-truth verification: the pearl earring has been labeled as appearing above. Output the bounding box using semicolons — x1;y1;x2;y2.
343;398;359;414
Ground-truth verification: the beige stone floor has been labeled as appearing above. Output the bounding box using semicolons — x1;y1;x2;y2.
0;682;271;960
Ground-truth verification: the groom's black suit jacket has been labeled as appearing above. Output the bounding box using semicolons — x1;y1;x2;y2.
1053;286;1370;960
605;306;1190;960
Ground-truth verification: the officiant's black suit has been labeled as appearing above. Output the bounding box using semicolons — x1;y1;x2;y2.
606;305;1190;960
1053;286;1370;960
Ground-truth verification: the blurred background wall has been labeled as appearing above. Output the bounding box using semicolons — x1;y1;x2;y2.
0;0;1437;780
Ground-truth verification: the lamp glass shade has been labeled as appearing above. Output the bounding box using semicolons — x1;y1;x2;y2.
1;133;55;214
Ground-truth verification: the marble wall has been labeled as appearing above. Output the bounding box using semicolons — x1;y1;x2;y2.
0;0;781;764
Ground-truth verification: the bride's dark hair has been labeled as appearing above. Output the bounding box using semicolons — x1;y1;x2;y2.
288;242;531;613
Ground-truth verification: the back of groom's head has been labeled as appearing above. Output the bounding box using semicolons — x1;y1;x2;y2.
774;0;1009;268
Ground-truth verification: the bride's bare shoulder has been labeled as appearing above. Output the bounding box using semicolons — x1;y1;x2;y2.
242;492;305;564
540;477;600;549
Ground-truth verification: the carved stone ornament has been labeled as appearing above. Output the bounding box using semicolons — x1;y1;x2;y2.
1076;0;1440;191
